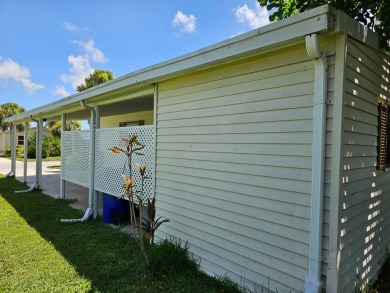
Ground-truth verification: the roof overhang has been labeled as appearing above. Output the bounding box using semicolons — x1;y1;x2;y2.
5;4;380;124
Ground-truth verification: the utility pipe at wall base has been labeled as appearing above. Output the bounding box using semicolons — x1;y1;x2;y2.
304;33;328;293
61;101;96;222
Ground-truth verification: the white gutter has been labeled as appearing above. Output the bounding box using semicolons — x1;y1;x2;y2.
61;100;96;222
304;33;328;293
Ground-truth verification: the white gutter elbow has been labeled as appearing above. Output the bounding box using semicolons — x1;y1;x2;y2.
304;33;328;293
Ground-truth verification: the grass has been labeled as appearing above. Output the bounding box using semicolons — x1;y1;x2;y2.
0;175;241;293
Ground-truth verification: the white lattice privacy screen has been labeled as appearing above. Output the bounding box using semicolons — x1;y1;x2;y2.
61;130;91;188
94;126;154;202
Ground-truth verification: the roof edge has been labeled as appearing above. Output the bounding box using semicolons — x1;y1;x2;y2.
7;5;338;123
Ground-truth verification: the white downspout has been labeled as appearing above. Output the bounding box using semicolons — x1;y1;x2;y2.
61;100;95;222
304;33;328;293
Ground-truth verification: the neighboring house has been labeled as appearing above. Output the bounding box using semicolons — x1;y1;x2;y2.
5;5;390;292
0;127;51;153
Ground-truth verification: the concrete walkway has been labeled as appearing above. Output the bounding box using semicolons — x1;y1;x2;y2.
0;157;102;213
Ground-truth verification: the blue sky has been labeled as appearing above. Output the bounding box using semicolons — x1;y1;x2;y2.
0;0;270;118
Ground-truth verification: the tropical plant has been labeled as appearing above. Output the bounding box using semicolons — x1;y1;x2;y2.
0;102;27;132
109;134;169;264
76;69;114;92
27;132;61;158
258;0;390;51
142;196;170;245
46;120;81;137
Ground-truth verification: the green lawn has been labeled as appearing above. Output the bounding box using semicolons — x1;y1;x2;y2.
0;175;240;293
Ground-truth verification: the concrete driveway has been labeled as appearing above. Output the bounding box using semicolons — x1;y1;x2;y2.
0;157;100;213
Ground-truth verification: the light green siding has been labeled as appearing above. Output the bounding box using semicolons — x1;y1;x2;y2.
99;110;154;128
338;38;390;291
156;43;316;292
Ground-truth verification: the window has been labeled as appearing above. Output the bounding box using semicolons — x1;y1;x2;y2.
119;120;145;127
17;135;24;146
378;103;390;170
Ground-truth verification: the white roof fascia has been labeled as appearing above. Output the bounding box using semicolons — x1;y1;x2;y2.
333;8;379;50
7;5;336;124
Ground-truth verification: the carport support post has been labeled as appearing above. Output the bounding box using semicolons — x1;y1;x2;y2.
93;105;100;218
23;122;28;183
10;124;16;177
60;113;66;199
37;119;43;188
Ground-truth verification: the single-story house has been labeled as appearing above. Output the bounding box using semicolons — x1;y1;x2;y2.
0;127;51;153
5;5;390;292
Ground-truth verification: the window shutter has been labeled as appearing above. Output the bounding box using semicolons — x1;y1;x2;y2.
378;104;388;170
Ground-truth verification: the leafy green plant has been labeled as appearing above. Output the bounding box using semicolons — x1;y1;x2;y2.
5;145;23;155
27;132;61;159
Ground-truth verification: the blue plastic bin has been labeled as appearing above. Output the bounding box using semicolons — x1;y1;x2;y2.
102;193;130;224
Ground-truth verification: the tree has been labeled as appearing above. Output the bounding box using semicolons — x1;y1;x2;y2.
46;120;82;137
76;69;114;92
0;102;26;132
258;0;390;51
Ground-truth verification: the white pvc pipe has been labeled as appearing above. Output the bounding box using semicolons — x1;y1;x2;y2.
304;33;328;293
15;183;38;193
61;207;93;223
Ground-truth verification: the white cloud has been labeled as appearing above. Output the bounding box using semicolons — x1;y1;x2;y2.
71;39;108;63
0;58;44;94
61;39;108;89
63;21;89;32
53;85;70;97
172;11;197;35
233;3;270;29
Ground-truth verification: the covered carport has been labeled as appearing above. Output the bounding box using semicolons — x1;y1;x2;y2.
5;81;155;221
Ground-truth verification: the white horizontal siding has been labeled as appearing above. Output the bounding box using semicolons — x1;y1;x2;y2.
155;43;314;292
338;38;390;292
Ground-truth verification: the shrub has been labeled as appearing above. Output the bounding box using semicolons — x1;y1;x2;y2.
148;238;198;275
5;145;23;155
27;132;61;158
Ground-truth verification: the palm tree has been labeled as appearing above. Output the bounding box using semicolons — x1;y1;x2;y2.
0;102;26;132
46;120;81;137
